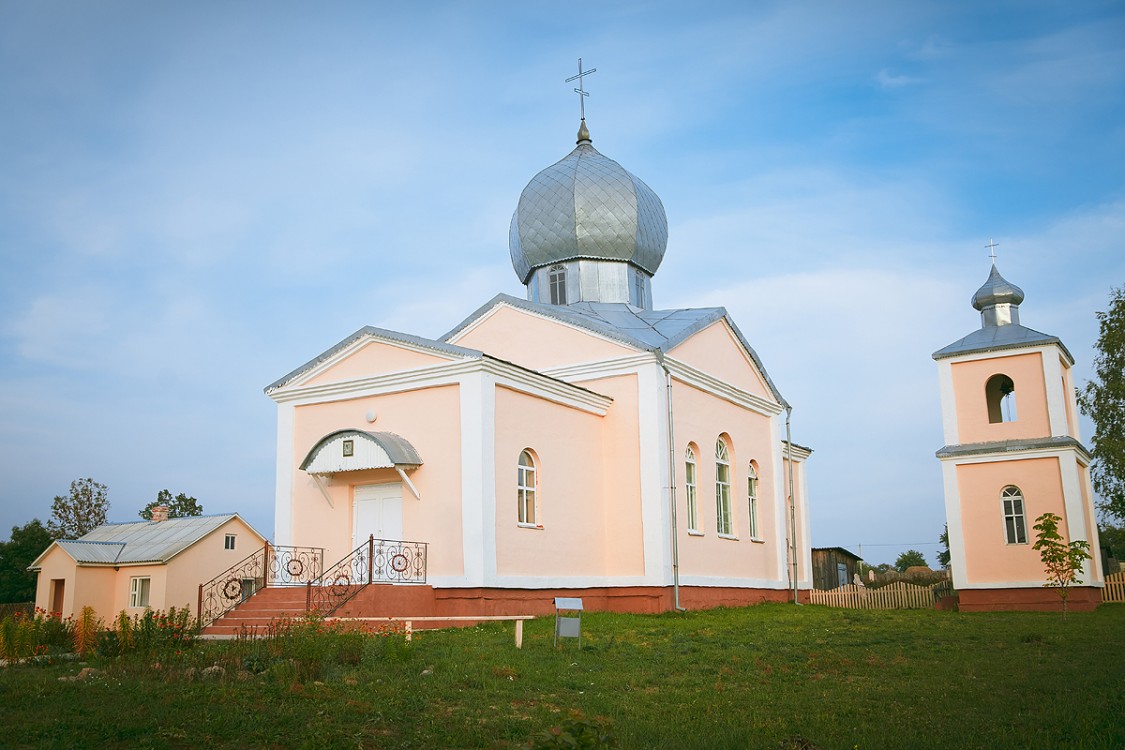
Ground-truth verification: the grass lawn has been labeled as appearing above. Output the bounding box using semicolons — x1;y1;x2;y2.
2;603;1123;749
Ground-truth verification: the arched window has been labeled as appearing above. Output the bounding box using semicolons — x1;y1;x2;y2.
685;446;699;533
517;450;537;526
715;437;733;536
548;265;567;305
1001;486;1027;544
747;462;759;539
986;374;1018;424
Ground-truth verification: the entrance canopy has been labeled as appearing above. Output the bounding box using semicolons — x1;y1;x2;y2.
300;430;423;475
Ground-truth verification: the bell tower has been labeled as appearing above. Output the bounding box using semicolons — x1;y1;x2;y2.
933;261;1103;611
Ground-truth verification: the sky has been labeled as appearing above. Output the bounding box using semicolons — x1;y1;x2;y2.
1;1;1123;568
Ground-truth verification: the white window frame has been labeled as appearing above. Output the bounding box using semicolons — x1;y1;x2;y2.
1002;486;1027;544
747;462;760;540
548;265;567;305
685;446;700;534
130;576;151;608
517;450;539;527
224;533;236;550
715;438;734;537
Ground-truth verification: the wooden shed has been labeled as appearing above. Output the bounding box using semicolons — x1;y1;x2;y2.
811;547;863;590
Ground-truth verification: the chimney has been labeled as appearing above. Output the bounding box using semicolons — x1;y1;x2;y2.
151;505;169;523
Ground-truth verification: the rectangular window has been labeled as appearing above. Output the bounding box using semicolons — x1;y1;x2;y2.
225;534;236;550
747;472;759;539
1003;495;1027;544
685;458;698;532
130;576;151;608
549;266;567;305
716;463;732;536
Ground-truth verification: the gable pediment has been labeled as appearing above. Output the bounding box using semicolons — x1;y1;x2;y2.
667;319;777;403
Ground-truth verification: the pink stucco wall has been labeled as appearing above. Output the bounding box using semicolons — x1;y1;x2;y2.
289;385;464;573
493;384;619;577
956;457;1066;584
667;321;773;401
951;352;1050;444
302;340;456;386
451;305;636;370
671;379;780;580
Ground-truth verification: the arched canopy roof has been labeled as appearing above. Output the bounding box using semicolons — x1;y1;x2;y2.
300;430;422;474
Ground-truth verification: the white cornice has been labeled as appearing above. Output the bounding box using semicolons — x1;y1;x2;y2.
269;357;612;415
942;344;1053;366
285;333;463;390
938;443;1090;466
546;354;783;417
665;358;784;416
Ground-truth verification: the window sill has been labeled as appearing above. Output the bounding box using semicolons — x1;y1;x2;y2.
749;537;765;544
517;523;544;530
687;530;704;537
717;533;739;541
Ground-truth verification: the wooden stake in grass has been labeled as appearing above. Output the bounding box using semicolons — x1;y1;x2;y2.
1032;513;1092;616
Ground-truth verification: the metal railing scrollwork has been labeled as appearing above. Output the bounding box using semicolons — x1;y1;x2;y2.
197;543;323;628
306;535;428;615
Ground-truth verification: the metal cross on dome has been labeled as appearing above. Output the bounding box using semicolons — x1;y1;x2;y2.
566;58;597;120
986;238;1000;263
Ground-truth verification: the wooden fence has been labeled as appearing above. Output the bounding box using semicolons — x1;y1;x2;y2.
808;581;942;610
1104;571;1125;604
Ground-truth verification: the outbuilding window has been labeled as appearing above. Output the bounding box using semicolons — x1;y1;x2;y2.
225;534;236;550
130;576;151;608
1002;486;1027;544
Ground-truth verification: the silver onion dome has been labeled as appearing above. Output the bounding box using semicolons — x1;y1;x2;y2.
509;122;668;286
972;264;1025;327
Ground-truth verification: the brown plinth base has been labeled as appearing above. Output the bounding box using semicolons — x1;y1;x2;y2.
958;586;1102;613
335;584;806;620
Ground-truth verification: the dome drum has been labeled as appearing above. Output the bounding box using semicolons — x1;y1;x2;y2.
527;259;652;308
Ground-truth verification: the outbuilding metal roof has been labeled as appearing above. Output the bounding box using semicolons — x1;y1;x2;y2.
39;514;251;567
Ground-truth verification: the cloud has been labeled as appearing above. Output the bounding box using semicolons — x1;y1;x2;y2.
876;68;923;89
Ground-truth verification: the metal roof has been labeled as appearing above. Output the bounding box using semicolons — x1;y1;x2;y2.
47;514;251;566
935;435;1090;460
932;323;1073;362
444;294;788;408
509;126;668;284
300;429;423;472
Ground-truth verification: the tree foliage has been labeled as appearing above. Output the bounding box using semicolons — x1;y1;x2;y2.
139;489;203;521
48;478;109;539
1033;512;1091;616
1077;286;1125;522
937;525;951;568
1097;523;1124;560
894;549;927;572
0;519;54;603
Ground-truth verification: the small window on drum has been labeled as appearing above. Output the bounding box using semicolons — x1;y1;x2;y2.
548;265;567;305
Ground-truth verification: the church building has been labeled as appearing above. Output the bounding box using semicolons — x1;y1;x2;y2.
265;118;813;614
934;262;1103;611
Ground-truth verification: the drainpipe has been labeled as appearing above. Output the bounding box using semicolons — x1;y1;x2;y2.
785;407;799;605
659;354;684;612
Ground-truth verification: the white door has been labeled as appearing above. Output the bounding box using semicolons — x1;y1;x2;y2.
353;483;404;548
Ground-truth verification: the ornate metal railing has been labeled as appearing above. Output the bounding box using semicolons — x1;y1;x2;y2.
306;535;428;616
197;543;324;628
